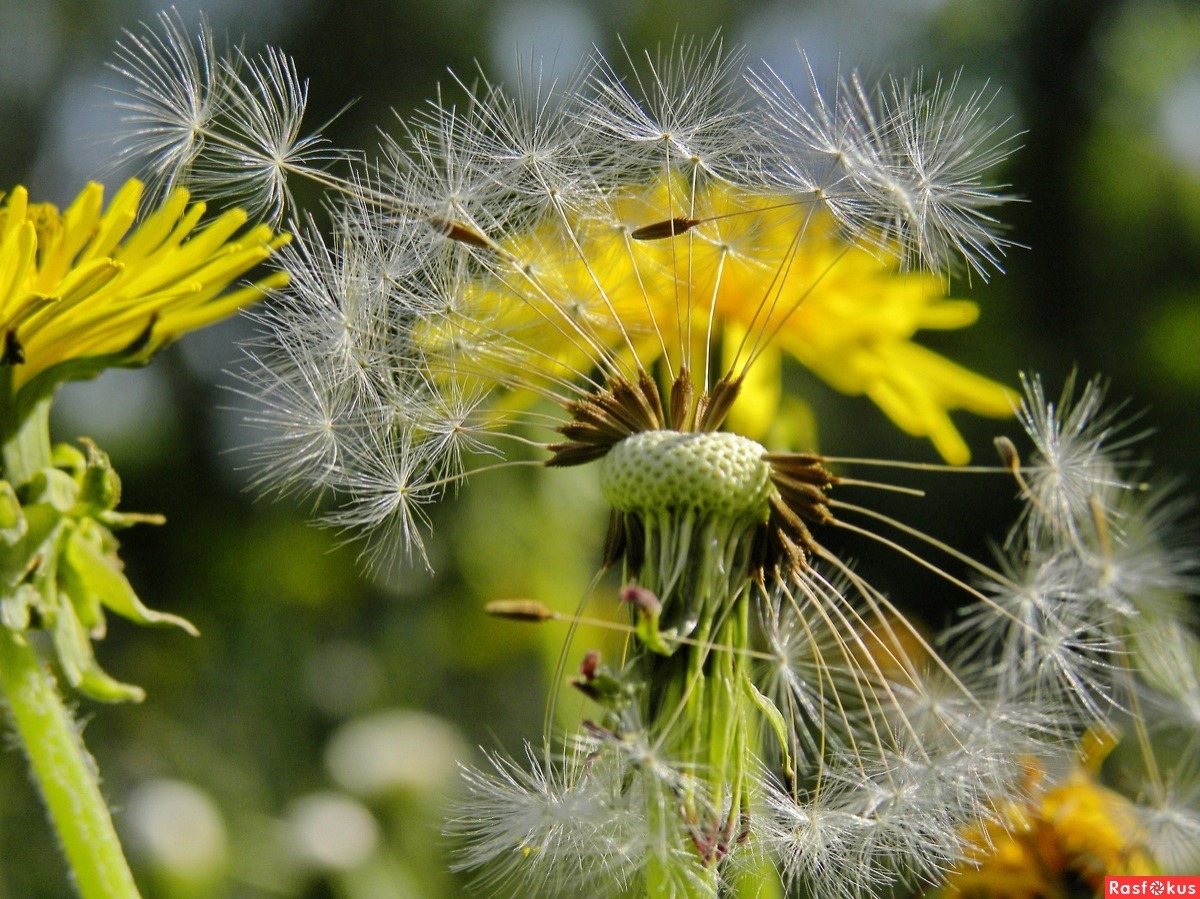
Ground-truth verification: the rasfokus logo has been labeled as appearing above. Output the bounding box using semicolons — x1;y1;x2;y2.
1107;877;1200;895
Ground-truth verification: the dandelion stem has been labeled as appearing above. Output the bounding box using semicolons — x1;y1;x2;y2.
0;382;142;899
0;629;143;899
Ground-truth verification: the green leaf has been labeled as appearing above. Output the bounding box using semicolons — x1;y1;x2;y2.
59;526;105;631
0;496;65;590
0;583;36;631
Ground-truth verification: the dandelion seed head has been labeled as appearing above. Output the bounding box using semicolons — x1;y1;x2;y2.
103;22;1176;898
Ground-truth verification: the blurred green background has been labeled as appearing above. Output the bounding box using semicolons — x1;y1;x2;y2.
1;0;1198;895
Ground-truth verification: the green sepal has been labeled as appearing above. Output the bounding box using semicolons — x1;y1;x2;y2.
743;677;794;782
46;442;160;527
49;440;122;517
98;509;166;530
62;519;197;635
633;601;676;656
50;588;145;703
0;480;26;546
22;467;79;514
50;442;87;475
74;440;122;516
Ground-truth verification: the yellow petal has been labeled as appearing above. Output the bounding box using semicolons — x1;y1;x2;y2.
1;179;284;391
0;221;37;313
75;180;142;265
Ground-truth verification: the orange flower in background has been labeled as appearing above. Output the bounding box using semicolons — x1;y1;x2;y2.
938;733;1155;899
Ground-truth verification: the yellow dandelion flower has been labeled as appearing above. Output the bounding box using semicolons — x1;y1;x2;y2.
0;179;289;406
938;733;1155;899
468;178;1014;463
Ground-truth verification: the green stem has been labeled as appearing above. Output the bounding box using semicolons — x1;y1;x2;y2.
637;517;786;897
0;383;141;897
0;628;141;898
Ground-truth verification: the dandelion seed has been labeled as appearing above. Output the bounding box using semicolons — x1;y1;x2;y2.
750;55;1018;278
198;47;341;221
586;36;754;179
953;542;1124;722
323;425;442;571
1012;371;1144;541
108;9;217;198
1136;788;1200;874
760;772;896;899
111;11;340;222
449;745;638;897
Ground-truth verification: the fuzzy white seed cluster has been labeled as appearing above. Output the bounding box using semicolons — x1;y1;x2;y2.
600;431;772;520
